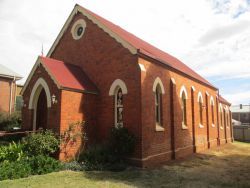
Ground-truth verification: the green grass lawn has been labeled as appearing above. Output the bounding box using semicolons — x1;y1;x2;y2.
1;141;250;188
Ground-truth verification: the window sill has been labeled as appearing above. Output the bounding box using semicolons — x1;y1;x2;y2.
199;124;204;128
182;124;188;129
155;124;165;132
211;124;215;128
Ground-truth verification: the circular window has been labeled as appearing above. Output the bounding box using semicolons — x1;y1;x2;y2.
71;19;86;40
77;26;84;36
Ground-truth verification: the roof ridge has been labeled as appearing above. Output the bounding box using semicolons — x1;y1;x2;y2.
77;5;216;89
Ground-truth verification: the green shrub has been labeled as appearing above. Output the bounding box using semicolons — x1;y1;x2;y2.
0;112;22;131
63;161;84;171
79;145;115;170
0;142;25;163
79;127;136;171
109;127;136;157
28;155;62;175
22;130;60;156
0;155;61;180
0;160;31;181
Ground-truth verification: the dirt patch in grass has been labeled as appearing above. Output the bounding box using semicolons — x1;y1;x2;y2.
0;141;250;188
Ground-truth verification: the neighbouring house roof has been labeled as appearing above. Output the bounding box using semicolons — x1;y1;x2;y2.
47;4;217;90
232;119;242;126
231;105;250;113
40;56;98;93
0;64;22;80
219;95;231;106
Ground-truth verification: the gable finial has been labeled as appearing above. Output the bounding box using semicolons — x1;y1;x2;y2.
41;43;44;56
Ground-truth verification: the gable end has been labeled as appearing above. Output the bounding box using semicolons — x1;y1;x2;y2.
47;5;137;57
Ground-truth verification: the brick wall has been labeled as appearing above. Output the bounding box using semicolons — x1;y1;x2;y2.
59;90;97;161
138;57;229;167
51;12;142;158
0;77;16;113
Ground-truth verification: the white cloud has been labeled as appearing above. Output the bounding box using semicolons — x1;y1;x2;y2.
0;0;249;104
224;90;250;104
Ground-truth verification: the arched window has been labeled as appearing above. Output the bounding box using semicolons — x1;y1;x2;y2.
198;92;203;127
155;84;162;126
225;107;229;127
153;77;165;131
219;104;223;129
181;91;187;127
220;112;223;128
115;87;123;128
180;85;188;128
210;96;215;127
109;79;128;128
224;107;229;128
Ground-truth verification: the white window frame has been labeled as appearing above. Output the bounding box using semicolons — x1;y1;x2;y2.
180;85;188;129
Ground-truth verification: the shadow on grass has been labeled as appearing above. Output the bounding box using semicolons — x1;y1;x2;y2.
82;149;250;188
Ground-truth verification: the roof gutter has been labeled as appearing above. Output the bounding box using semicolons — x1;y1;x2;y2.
0;74;22;80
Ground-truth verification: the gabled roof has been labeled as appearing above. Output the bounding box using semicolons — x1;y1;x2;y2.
219;95;231;106
0;64;22;80
40;56;98;93
21;56;98;95
47;4;216;90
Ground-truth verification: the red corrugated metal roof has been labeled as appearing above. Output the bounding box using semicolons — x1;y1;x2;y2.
79;5;216;89
40;56;98;93
219;95;231;106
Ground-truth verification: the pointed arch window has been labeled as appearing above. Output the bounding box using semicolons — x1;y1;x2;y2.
199;100;203;125
225;107;229;128
220;112;223;128
210;97;215;127
153;77;165;131
181;91;187;128
115;87;123;128
155;85;162;126
198;93;204;128
211;104;215;126
219;104;223;129
179;86;188;129
109;79;128;128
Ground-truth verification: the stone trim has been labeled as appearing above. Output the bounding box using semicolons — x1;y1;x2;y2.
28;77;52;109
109;79;128;96
47;5;137;57
179;85;188;99
197;91;203;103
210;96;215;106
71;19;86;40
153;77;165;94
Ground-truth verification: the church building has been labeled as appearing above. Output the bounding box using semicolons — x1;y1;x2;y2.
21;4;233;167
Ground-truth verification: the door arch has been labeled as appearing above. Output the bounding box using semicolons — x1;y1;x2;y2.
29;78;51;130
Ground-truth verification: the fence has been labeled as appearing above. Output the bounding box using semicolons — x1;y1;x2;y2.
233;125;250;142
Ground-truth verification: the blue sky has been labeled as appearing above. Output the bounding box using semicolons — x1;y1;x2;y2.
0;0;249;105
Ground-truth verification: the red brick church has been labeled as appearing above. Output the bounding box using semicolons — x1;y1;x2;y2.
21;4;233;167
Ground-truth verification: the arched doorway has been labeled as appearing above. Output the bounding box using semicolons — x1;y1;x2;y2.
36;88;48;130
29;78;51;131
